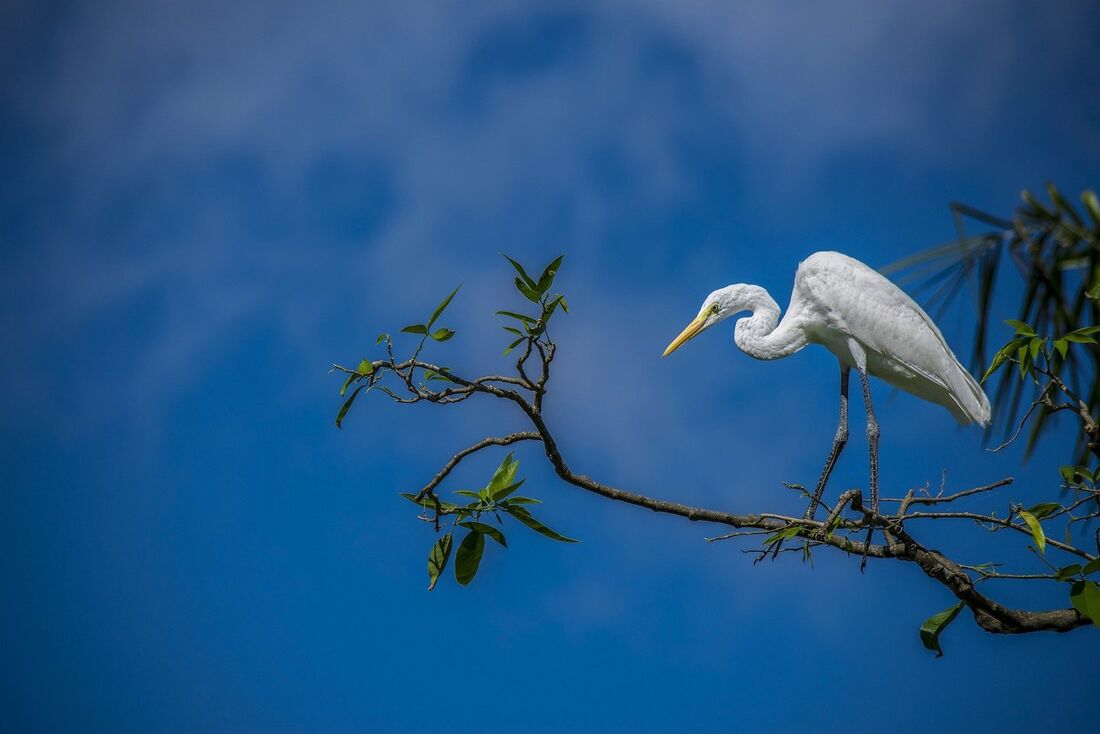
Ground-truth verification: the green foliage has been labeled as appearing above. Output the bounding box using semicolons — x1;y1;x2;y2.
335;383;370;429
763;524;803;547
887;184;1100;460
459;521;507;547
402;285;461;342
1059;464;1100;486
980;316;1100;615
919;601;965;657
1069;581;1100;626
495;254;568;354
502;504;578;543
1017;509;1046;554
330;255;576;589
454;529;485;586
332;285;464;427
408;451;577;590
427;533;453;591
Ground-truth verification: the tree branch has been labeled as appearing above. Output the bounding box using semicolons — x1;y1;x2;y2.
345;315;1095;637
413;432;542;502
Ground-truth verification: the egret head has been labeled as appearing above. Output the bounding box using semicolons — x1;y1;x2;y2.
662;285;747;357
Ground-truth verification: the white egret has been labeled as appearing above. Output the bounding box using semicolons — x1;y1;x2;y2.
662;251;990;521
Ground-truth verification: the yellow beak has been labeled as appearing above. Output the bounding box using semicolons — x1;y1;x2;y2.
662;313;709;357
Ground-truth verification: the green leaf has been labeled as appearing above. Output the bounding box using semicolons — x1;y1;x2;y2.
535;255;564;294
491;480;525;501
1021;189;1055;218
1028;336;1044;360
502;254;537;289
544;294;567;319
459;521;507;547
333;360;378;397
399;493;458;513
453;490;482;499
1002;336;1030;355
1082;558;1100;576
1046;182;1081;224
429;328;455;342
427;533;453;591
514;277;541;303
1054;564;1082;582
1082;189;1100;227
504;505;578;542
427;286;460;328
339;372;360;397
982;352;1008;383
1025;502;1061;520
500;496;541;505
1018;510;1046;554
763;525;803;546
1063;326;1100;345
502;326;524;336
503;337;525;355
801;540;813;566
1086;281;1100;300
1069;580;1100;626
401;324;428;335
376;333;390;344
1052;338;1068;359
495;310;536;325
454;530;485;586
1005;319;1036;336
983;336;1029;382
919;601;965;657
486;453;520;494
424;367;453;382
335;383;369;428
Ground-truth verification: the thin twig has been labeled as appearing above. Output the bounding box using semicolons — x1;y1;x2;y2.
413;432;542;501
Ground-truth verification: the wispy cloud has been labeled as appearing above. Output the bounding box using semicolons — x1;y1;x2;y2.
2;0;1097;445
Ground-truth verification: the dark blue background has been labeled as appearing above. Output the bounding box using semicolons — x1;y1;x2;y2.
2;2;1098;731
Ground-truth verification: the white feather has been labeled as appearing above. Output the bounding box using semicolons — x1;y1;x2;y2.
680;250;991;426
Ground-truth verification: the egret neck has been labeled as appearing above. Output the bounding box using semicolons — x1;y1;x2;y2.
730;285;807;361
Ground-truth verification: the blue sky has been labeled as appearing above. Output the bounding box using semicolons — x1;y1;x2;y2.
2;1;1099;731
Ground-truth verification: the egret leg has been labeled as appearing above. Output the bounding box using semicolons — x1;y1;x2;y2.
855;367;880;513
803;362;850;522
855;367;879;572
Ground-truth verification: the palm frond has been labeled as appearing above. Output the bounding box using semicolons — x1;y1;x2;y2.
888;185;1100;463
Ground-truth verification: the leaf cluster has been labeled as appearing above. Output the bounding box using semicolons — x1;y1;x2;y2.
331;253;576;591
403;452;578;590
497;255;568;354
887;184;1100;461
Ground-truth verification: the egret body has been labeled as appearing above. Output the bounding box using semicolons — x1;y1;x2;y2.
662;250;990;521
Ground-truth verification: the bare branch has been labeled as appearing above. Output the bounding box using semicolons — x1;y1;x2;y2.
900;510;1094;559
413;432;542;502
881;478;1014;506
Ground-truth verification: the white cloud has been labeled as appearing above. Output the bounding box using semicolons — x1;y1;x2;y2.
3;0;1096;450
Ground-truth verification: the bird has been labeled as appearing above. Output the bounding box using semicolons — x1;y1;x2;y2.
661;251;990;527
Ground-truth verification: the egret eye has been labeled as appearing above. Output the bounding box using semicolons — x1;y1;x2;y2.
710;303;720;314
